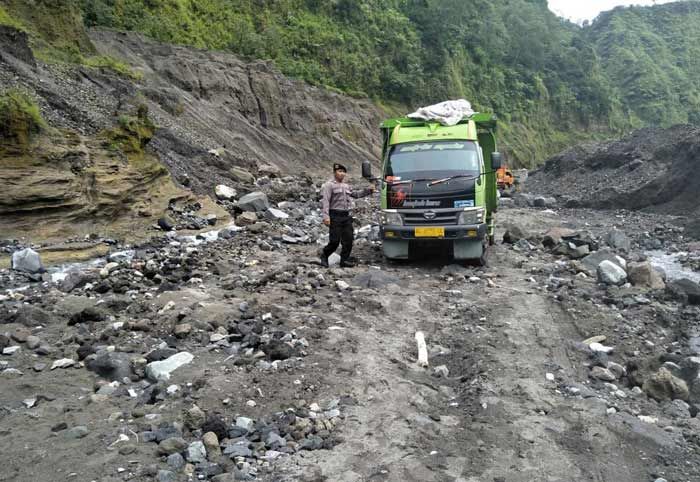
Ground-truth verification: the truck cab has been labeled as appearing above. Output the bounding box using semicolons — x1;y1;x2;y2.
363;113;502;264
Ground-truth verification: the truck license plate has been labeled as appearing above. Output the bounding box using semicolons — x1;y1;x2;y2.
415;227;445;238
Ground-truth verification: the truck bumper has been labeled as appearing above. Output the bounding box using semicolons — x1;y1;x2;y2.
380;224;487;260
380;223;488;241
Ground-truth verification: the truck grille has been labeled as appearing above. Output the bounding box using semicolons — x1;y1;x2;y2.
402;212;458;226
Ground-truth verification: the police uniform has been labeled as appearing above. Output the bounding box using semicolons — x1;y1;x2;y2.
320;163;373;267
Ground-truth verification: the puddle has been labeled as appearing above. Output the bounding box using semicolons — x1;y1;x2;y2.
647;250;700;283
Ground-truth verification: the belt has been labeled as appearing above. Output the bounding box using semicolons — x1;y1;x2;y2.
329;209;350;216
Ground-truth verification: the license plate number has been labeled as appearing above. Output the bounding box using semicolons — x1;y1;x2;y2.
415;227;445;238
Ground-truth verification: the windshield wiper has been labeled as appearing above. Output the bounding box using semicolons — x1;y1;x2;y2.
427;174;479;187
387;178;436;185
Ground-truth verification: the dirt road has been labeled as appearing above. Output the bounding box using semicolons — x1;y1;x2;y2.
2;205;700;482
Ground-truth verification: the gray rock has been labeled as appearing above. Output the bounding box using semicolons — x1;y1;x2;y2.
158;437;188;455
184;405;206;430
202;431;221;457
533;196;556;208
265;432;287;449
223;442;253;458
186;440;207;463
13;305;52;327
581;249;625;273
605;229;631;251
661;399;691;419
157;470;177;482
590;366;617;382
65;426;89;439
235;416;255;432
158;216;175;231
667;279;700;305
146;352;194;381
300;435;324;450
59;271;92;293
230;166;255;184
11;248;43;274
238;192;269;212
502;223;533;244
597;260;627;285
86;351;133;381
167;452;185;470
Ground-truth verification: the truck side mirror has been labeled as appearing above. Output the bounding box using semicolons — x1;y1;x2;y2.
362;160;373;179
491;152;503;170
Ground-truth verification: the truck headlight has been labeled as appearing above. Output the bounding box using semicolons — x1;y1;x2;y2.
381;210;403;226
457;208;485;225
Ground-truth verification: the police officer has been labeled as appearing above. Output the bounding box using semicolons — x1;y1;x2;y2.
320;163;375;267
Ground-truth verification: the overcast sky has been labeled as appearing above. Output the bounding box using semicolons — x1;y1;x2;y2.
548;0;678;23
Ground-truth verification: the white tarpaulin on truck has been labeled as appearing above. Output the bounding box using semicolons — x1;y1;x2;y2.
408;99;476;126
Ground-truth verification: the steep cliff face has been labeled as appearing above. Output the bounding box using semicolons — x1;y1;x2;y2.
89;30;383;193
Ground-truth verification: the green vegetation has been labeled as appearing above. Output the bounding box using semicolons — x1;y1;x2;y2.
105;104;156;154
4;0;700;166
83;55;142;80
0;4;24;29
0;89;46;145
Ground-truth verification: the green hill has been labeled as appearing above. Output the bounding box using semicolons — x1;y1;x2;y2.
2;0;700;167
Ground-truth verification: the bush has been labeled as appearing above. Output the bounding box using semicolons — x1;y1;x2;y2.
83;55;143;80
0;89;46;144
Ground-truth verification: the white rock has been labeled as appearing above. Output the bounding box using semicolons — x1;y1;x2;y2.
545;373;555;381
145;352;194;381
597;260;627;285
336;280;350;291
236;416;255;432
11;248;43;274
51;358;76;370
265;208;289;220
215;184;237;201
638;415;658;424
589;342;614;354
328;253;341;268
2;346;20;355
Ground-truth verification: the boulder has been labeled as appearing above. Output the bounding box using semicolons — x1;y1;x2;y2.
238;192;269;212
146;352;194;381
597;260;627;286
230;166;255;183
606;229;631;251
581;249;626;274
533;196;556;208
85;351;133;381
667;279;700;305
158;216;175;231
627;261;665;289
258;164;281;178
11;248;43;274
236;212;258;226
502;223;534;244
215;184;237;201
643;367;689;401
542;227;579;248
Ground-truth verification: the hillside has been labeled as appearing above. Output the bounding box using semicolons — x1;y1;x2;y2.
588;1;700;127
3;1;700;167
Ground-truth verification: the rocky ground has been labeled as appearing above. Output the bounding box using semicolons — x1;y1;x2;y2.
525;125;700;217
3;176;700;482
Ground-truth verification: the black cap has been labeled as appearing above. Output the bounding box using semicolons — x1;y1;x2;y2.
333;163;347;172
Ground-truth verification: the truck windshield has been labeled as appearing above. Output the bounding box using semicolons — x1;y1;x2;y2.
385;141;480;180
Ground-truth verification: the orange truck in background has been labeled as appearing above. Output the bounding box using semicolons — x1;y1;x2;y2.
496;167;514;191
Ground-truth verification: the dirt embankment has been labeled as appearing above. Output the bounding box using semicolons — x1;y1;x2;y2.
0;26;382;245
526;125;700;216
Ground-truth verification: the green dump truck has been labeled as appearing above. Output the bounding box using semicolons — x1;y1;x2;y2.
362;113;502;265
